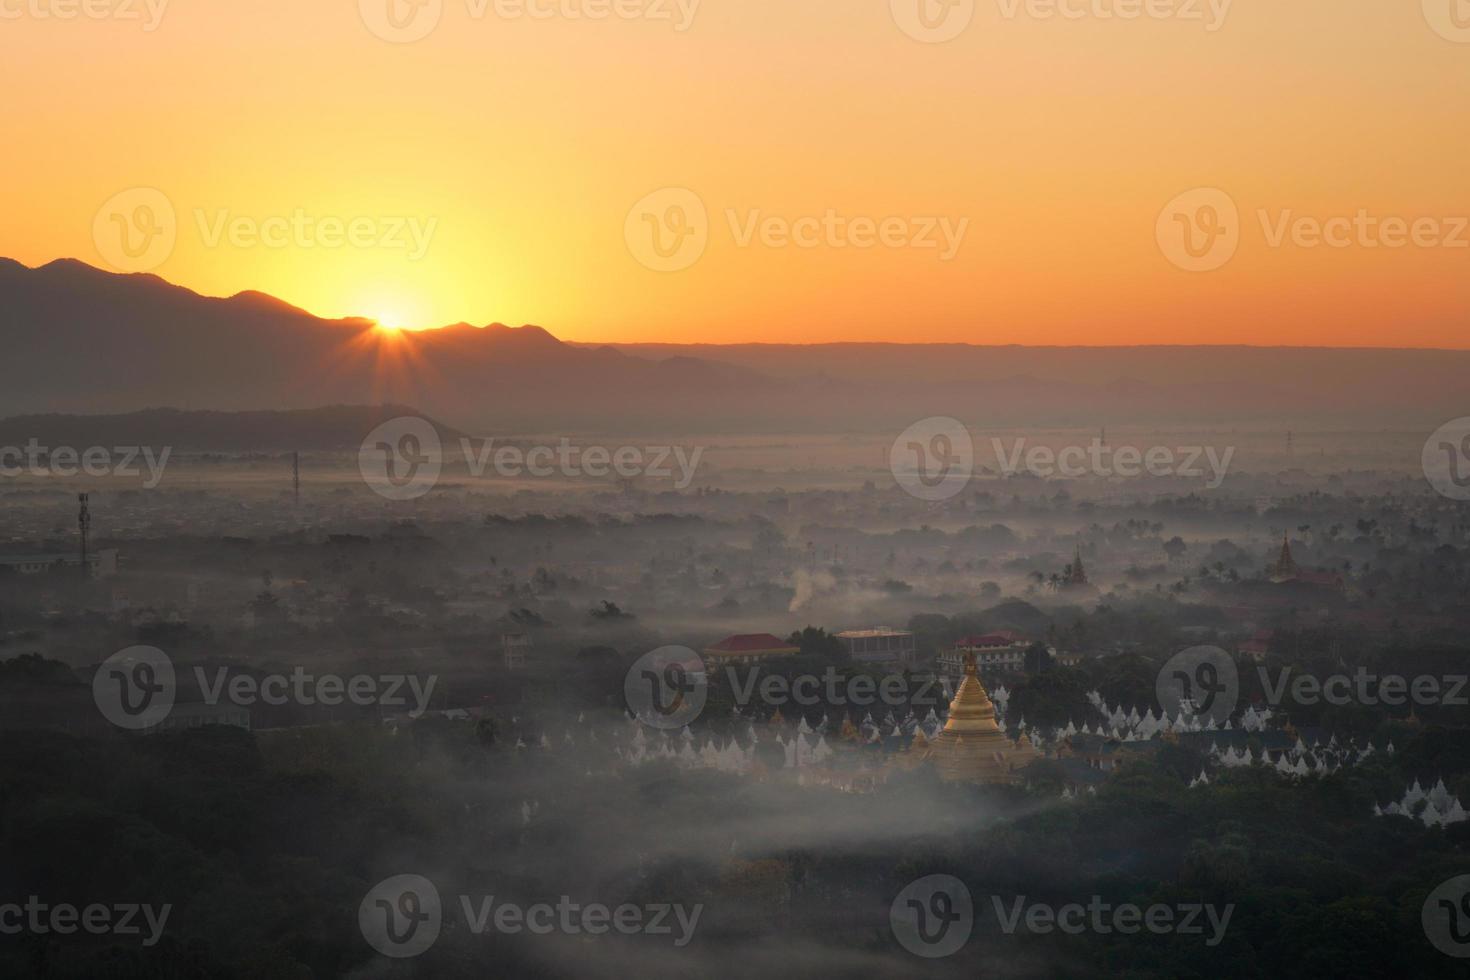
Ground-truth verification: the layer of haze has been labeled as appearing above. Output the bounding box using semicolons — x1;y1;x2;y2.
3;1;1468;345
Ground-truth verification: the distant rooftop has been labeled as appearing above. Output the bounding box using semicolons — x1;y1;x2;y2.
705;633;797;654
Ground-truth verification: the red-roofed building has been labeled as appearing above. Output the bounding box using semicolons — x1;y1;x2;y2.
1239;629;1273;662
703;633;800;665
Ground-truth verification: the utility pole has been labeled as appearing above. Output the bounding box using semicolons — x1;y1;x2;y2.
78;493;91;570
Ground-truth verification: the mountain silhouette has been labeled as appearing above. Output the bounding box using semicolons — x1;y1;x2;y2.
3;258;1466;433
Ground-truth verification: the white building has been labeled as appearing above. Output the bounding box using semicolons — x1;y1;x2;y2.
836;628;917;666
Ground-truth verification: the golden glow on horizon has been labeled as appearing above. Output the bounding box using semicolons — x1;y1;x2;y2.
3;2;1469;346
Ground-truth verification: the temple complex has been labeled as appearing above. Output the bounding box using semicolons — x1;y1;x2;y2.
1061;545;1089;588
1267;533;1346;591
922;652;1040;783
1268;532;1299;583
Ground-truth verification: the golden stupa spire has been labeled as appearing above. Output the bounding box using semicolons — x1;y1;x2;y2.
922;652;1038;783
941;653;1003;735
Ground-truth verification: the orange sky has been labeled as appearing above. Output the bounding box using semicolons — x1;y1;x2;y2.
3;1;1468;345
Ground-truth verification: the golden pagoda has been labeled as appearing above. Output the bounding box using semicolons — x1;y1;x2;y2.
923;652;1039;783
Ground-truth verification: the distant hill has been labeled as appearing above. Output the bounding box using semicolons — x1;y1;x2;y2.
3;257;1466;432
0;406;464;452
0;258;773;433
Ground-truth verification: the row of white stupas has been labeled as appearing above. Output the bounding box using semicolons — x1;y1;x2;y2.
1085;690;1274;735
1373;779;1468;827
614;723;841;771
1184;734;1406;794
1210;735;1393;774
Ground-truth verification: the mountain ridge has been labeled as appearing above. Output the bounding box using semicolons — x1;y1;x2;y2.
3;258;1465;433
